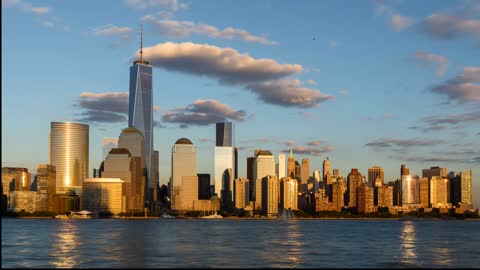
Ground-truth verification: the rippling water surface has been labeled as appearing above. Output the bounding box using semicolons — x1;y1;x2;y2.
2;219;480;268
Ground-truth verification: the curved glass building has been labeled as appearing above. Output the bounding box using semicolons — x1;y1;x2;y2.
49;122;89;194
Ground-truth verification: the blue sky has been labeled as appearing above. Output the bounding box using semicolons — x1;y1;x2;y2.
2;0;480;207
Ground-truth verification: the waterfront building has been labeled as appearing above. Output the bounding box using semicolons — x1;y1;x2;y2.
357;183;375;214
430;176;449;208
36;164;56;211
2;167;31;194
300;158;310;193
377;186;393;207
9;191;48;212
102;137;118;160
323;158;331;182
401;175;419;205
118;127;146;207
49;122;89;194
460;170;472;206
82;178;125;214
234;178;249;210
278;153;286;179
102;148;143;211
346;168;363;208
253;150;275;208
287;149;295;178
368;166;384;187
198;174;211;200
128;30;155;205
419;177;429;208
261;175;278;217
279;177;298;211
171;138;198;210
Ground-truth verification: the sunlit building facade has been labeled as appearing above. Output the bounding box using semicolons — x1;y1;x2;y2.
300;158;310;193
261;175;278;217
460;170;472;206
323;157;331;182
401;175;419;205
253;150;275;208
234;177;249;210
36;164;56;211
368;166;384;187
278;153;286;179
287;149;295;178
280;177;298;210
430;176;449;208
49;122;89;194
171;138;198;210
2;167;31;194
419;177;429;208
82;178;125;214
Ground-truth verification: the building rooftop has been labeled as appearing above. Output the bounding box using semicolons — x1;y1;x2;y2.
108;148;131;156
256;150;272;156
122;127;141;133
175;138;193;145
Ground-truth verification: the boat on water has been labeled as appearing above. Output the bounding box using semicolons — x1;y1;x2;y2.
200;211;223;219
54;214;69;220
161;213;176;219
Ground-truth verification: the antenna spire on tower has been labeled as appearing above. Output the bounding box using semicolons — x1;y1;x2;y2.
140;24;143;62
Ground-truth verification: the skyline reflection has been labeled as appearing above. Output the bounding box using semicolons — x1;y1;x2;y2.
49;221;80;268
400;221;417;265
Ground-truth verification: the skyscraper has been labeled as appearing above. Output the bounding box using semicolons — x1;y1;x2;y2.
419;177;429;208
49;122;89;194
128;26;154;204
280;177;298;211
401;175;419;205
36;164;56;211
234;178;249;210
278;153;286;179
460;170;472;206
300;158;310;192
102;137;118;160
347;168;363;208
254;150;275;208
430;176;449;208
214;122;236;197
401;164;410;177
323;158;331;182
368;166;384;187
171;138;198;210
422;166;447;180
287;149;295;178
261;175;279;217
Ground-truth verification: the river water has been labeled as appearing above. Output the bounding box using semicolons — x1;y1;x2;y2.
2;219;479;268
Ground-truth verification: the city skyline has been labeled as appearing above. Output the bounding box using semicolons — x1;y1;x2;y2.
2;0;479;208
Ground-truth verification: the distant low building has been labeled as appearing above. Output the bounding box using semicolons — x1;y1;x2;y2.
9;191;48;212
82;178;125;214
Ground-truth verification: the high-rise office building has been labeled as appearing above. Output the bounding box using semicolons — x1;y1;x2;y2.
2;167;31;193
102;148;143;210
357;183;374;214
83;178;125;214
333;168;339;177
214;122;236;197
323;158;331;182
313;168;321;191
419;177;429;208
460;170;472;206
246;156;255;201
253;150;275;208
401;175;419;205
347;168;363;208
295;161;301;181
261;175;279;217
234;177;249;210
216;122;234;147
287;149;295;178
401;164;410;177
102;137;118;160
36;164;56;211
300;158;310;193
278;153;286;179
368;166;384;187
279;177;298;211
422;166;447;180
171;138;198;210
118;127;146;208
128;28;154;204
377;186;393;207
49;122;89;194
430;176;449;208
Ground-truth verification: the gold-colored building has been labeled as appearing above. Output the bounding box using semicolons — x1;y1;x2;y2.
261;175;278;217
171;138;198;211
368;166;384;187
357;183;375;214
287;149;295;178
419;177;429;208
280;177;298;211
430;176;449;208
82;178;125;214
300;158;310;192
347;168;363;208
234;178;250;210
36;164;56;211
377;185;393;207
49;122;89;194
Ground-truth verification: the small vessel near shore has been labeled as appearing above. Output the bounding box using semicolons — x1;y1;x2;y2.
54;214;69;220
200;211;223;219
161;213;176;219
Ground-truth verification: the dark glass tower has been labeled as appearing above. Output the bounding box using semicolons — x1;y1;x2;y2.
216;122;234;147
128;26;153;206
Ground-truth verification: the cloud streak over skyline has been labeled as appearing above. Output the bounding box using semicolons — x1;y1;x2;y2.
430;67;480;103
139;42;334;108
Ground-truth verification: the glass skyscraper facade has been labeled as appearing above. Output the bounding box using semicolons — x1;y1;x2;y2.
216;122;234;147
49;122;89;194
214;122;237;197
128;56;153;205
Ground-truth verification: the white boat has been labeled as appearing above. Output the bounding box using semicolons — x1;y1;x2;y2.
200;211;223;219
54;214;69;220
161;213;176;219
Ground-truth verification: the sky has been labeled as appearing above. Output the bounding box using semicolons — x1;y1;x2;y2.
2;0;480;207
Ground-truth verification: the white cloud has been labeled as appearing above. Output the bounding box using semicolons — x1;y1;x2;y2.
3;0;51;15
124;0;181;10
421;13;480;41
143;15;277;45
93;24;133;36
42;21;54;28
431;67;480;103
306;79;317;85
390;14;412;31
413;51;449;76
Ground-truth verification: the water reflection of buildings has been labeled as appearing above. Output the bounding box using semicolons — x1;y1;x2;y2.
400;221;417;264
50;222;80;268
285;220;303;266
